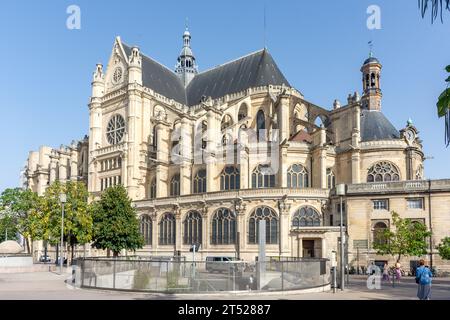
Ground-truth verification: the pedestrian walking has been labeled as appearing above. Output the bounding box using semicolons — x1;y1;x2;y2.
382;263;390;281
415;259;433;300
248;274;254;291
395;262;402;282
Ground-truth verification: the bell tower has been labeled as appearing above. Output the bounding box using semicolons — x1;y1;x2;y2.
175;26;198;87
361;52;382;111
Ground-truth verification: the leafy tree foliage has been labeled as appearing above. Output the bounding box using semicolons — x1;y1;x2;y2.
34;181;92;261
437;237;450;260
91;185;144;257
374;212;432;262
437;65;450;146
418;0;450;23
0;188;38;249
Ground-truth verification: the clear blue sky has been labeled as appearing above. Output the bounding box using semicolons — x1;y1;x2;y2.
0;0;449;191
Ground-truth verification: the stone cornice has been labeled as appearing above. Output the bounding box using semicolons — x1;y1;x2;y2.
135;187;330;211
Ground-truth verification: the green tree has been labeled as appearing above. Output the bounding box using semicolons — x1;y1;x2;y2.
437;66;450;146
91;185;144;257
418;0;450;23
374;211;432;263
0;188;38;250
437;237;450;260
38;181;92;263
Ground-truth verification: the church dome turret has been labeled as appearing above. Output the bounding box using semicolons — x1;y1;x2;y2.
175;26;198;87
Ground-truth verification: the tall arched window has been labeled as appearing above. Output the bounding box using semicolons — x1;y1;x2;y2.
327;168;336;189
183;211;202;245
211;208;236;245
170;174;180;196
287;164;309;188
149;178;156;199
373;222;388;246
248;207;278;244
193;169;207;194
152;126;158;150
159;213;175;245
292;206;321;227
140;215;152;245
221;114;233;131
252;164;275;188
367;161;400;182
238;104;248;121
220;166;240;190
256;110;266;141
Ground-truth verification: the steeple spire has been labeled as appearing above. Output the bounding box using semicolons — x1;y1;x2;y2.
175;23;198;87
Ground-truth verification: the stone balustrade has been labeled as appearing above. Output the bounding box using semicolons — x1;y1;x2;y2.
135;187;330;209
345;179;450;195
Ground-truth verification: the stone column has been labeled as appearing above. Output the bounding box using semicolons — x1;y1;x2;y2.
351;105;361;184
239;147;249;189
70;150;78;181
88;64;104;193
151;211;158;254
155;120;170;198
205;106;221;193
279;145;288;187
175;206;182;254
49;156;57;184
121;151;128;188
278;93;290;142
58;157;67;182
126;86;142;200
201;207;209;251
278;198;291;256
180;116;193;195
235;200;247;259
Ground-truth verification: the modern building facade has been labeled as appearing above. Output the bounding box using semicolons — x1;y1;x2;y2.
23;29;450;272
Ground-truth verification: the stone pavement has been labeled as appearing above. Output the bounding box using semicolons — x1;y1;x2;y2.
0;271;449;300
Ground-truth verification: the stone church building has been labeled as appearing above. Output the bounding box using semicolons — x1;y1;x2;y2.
23;29;450;272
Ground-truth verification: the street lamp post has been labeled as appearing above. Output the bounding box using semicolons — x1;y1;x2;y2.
336;184;346;291
59;193;67;275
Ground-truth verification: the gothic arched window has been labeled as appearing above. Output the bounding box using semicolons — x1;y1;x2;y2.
149;178;156;199
221;114;233;131
220;166;240;191
248;206;278;244
211;208;236;245
159;213;176;245
367;161;400;182
193;169;207;194
140;215;152;246
170;174;180;196
238;104;248;121
152;126;158;150
292;206;321;227
327;168;336;189
256;110;266;141
183;211;202;245
287;164;309;188
252;164;275;188
373;222;388;246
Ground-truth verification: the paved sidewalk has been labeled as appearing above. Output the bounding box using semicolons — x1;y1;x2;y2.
0;271;449;300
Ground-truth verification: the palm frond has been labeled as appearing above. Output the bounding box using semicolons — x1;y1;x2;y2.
418;0;450;23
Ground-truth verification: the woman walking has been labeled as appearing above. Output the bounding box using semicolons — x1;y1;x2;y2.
382;263;390;281
415;259;433;300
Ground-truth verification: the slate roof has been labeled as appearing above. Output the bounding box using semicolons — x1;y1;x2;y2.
360;110;400;142
186;49;291;106
122;44;187;105
122;44;290;106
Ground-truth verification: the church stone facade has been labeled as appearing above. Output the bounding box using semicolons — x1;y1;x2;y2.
23;29;450;272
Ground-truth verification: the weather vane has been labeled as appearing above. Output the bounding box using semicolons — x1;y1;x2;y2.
368;40;374;57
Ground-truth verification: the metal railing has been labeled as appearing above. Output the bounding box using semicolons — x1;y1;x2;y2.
75;257;330;293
